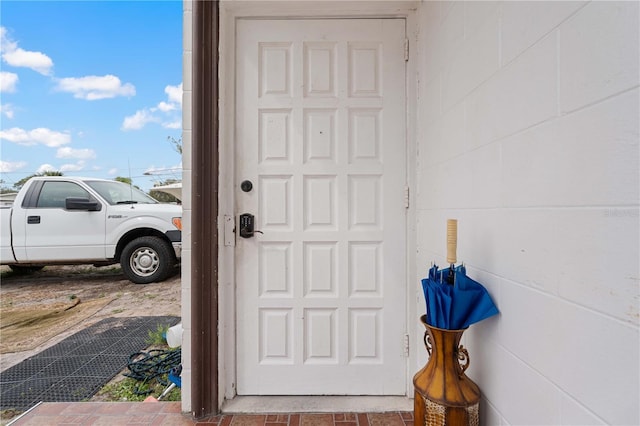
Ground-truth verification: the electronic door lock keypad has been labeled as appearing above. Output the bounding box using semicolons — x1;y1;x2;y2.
239;213;263;238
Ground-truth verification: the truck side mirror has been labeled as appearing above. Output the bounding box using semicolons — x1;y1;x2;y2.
65;197;101;211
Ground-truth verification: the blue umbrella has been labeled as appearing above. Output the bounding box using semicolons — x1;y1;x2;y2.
421;264;498;329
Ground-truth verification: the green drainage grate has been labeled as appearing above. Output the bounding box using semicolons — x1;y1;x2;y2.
0;316;179;411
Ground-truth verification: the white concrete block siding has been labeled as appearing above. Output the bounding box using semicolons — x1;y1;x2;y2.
441;8;500;111
501;1;587;66
501;91;639;208
180;0;192;414
559;1;640;113
466;32;558;150
416;1;639;424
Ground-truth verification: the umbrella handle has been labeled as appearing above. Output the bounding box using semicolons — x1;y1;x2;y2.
457;345;470;376
423;331;432;356
446;219;457;264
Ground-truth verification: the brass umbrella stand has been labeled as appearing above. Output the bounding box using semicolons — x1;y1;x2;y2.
413;317;480;426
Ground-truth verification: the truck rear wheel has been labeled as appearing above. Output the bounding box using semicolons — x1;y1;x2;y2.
121;236;174;284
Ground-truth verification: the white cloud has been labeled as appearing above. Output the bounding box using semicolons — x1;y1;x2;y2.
162;120;181;129
122;82;182;131
121;109;159;131
56;147;96;160
165;83;182;106
55;74;135;100
157;101;175;112
0;71;18;92
4;48;54;76
0;27;16;52
0;103;15;119
0;160;27;173
0;27;53;76
143;164;182;175
60;161;86;172
107;168;118;176
36;163;56;174
0;127;71;147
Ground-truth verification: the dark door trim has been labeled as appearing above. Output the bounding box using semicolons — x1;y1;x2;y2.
191;0;219;419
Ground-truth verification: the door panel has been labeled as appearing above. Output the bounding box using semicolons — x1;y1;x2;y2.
24;181;106;261
236;18;407;395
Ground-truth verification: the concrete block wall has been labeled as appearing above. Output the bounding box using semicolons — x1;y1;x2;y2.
415;2;639;424
181;0;192;414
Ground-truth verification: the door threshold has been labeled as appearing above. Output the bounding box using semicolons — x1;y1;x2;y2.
221;396;413;414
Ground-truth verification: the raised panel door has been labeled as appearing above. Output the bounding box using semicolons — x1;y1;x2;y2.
236;18;407;395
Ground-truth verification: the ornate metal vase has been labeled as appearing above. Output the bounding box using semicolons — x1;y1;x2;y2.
413;315;480;426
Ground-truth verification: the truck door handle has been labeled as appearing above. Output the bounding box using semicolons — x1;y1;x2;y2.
27;216;41;224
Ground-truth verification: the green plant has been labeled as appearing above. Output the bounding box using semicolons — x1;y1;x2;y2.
1;409;24;423
95;377;180;402
67;266;121;275
95;266;122;275
72;387;87;397
13;171;63;190
146;324;169;346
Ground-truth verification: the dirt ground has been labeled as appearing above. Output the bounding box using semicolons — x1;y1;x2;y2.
0;265;181;372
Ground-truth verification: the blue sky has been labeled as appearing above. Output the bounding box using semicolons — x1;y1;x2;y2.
0;1;183;192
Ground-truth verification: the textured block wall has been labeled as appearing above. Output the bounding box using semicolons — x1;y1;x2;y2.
181;0;192;414
415;2;639;424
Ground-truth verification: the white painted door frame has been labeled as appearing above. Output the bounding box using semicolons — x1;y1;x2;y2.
216;1;419;403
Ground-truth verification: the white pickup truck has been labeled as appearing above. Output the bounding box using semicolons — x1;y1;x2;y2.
0;176;182;284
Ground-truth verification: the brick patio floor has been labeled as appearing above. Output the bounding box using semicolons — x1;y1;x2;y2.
8;402;414;425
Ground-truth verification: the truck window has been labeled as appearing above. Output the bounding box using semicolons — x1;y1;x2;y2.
86;180;157;205
36;181;91;208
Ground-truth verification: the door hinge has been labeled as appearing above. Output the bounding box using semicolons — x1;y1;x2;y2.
404;38;409;61
404;334;410;357
404;186;410;209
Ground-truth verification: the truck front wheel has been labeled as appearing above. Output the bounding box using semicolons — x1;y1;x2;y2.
121;236;175;284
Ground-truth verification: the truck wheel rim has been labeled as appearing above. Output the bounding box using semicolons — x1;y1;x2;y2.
130;247;159;277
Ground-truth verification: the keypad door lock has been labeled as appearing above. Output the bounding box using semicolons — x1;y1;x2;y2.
239;213;262;238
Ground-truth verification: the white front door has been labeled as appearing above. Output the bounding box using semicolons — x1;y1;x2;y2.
235;18;407;395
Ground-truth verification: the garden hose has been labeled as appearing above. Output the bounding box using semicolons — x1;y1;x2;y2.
124;348;181;395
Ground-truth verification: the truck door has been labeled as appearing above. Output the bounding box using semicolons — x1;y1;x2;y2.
23;180;107;261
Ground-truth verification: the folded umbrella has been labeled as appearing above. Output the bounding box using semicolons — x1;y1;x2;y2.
450;265;499;328
421;264;498;329
422;266;450;329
